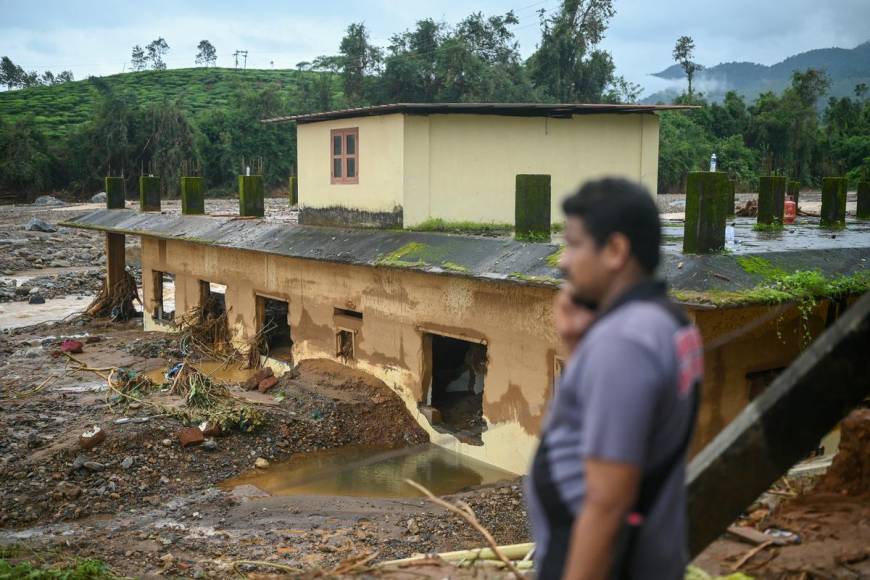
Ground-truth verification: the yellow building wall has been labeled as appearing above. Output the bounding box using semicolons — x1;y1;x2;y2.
402;113;660;227
297;113;405;212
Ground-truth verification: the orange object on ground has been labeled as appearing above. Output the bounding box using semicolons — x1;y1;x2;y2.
784;197;796;224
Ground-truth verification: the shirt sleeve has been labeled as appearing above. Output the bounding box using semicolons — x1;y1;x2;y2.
579;336;664;467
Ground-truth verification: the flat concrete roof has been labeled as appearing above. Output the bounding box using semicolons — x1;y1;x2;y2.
62;209;869;308
262;102;699;125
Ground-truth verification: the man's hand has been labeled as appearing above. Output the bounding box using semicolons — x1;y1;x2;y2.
554;284;596;353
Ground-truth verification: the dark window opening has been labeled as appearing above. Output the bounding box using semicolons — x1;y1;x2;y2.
746;367;785;401
153;271;175;322
336;330;354;362
258;296;292;361
426;334;487;444
199;281;227;319
552;356;566;398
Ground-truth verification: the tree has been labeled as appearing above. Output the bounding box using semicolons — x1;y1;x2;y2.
673;35;701;97
145;37;170;70
55;70;74;83
527;0;619;102
131;45;147;71
1;56;25;89
195;40;217;67
336;24;381;106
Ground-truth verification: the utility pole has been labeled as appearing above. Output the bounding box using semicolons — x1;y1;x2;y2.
233;50;248;69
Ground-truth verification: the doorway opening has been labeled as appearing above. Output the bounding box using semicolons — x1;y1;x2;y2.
198;281;227;319
425;333;487;444
257;296;292;361
153;271;175;322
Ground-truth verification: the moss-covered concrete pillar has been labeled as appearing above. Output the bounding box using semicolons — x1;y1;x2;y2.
139;176;161;212
288;176;298;207
757;175;787;226
820;177;847;228
727;179;736;217
788;180;800;210
857;181;870;220
180;177;205;215
515;174;551;242
683;171;730;254
105;177;125;209
239;175;264;217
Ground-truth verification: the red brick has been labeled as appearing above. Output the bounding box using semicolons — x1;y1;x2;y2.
258;376;279;393
78;427;106;450
244;367;273;390
178;427;204;448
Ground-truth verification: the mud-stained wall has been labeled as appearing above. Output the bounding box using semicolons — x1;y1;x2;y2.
141;236;558;473
689;302;830;455
141;235;830;472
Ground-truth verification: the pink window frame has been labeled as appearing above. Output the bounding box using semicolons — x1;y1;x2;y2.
330;128;359;184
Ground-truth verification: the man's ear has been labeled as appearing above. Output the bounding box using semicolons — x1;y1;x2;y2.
602;232;632;271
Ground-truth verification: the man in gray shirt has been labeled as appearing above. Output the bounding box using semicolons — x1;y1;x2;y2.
526;178;703;579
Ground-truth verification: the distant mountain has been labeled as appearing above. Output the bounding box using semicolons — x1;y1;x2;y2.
644;41;870;104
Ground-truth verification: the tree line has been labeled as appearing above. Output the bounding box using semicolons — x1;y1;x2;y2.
1;0;868;198
0;56;74;89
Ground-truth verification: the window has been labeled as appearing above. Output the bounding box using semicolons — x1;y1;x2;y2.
330;128;359;184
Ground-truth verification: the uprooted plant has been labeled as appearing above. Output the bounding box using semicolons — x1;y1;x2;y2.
64;354;264;433
86;271;140;320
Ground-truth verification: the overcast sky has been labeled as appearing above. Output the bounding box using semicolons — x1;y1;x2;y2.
2;0;868;96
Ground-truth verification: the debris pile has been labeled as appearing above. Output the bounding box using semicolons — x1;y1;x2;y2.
85;270;140;320
814;408;870;495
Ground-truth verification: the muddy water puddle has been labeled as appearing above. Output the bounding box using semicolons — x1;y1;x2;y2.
221;444;516;499
143;361;257;385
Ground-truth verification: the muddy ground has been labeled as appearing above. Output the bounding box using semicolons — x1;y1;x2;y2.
1;196;868;579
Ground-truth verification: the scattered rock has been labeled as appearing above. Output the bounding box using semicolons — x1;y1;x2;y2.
28;294;46;305
25;217;59;232
121;456;134;470
161;438;173;447
230;484;270;499
254;457;270;469
32;195;64;207
178;427;204;448
57;482;82;500
79;426;106;450
90;192;107;203
245;367;273;390
143;495;161;506
83;461;105;471
258;376;279;393
84;335;102;344
202;439;218;451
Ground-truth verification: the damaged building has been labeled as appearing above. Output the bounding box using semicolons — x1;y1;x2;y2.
63;206;870;473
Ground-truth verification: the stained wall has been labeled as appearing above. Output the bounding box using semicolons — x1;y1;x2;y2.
141;235;829;472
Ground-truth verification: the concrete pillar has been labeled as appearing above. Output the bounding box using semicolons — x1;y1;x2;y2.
515;174;551;242
105;177;125;209
139;176;161;212
180;177;205;215
857;181;870;220
239;175;264;218
757;175;787;226
820;177;847;228
288;176;298;207
683;171;730;254
726;179;736;217
105;233;126;290
788;180;800;211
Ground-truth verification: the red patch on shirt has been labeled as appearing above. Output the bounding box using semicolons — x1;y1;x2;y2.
674;326;703;397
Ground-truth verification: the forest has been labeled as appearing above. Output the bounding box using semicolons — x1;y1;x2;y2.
0;0;868;198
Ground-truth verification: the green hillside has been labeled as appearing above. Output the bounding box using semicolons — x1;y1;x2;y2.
0;67;315;138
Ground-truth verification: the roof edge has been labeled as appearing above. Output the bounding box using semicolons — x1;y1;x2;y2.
261;102;700;125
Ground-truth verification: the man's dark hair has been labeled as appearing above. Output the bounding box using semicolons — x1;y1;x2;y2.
562;177;661;274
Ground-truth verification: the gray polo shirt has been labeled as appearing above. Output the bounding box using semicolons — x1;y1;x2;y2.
526;288;703;579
